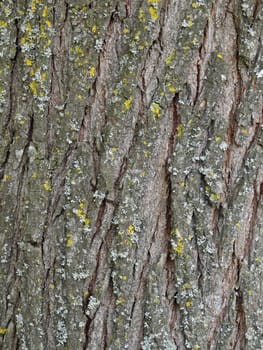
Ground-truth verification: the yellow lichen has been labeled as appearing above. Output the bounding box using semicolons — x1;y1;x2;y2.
75;201;90;227
185;300;192;307
75;46;84;55
151;102;161;117
127;225;134;234
20;37;27;45
115;296;125;305
75;209;82;217
124;97;133;110
25;22;32;33
89;66;95;77
241;128;248;135
124;238;133;247
191;2;200;8
41;71;46;80
3;174;9;181
4;7;11;16
45;20;52;28
165;52;175;65
30;0;36;12
174;236;184;255
176;124;183;137
144;150;150;158
148;6;158;21
153;296;159;304
29;81;37;95
134;31;141;41
42;5;48;17
192;37;199;45
43;182;51;191
209;193;220;201
138;8;145;22
168;87;177;93
0;20;8;27
111;147;118;153
66;234;73;248
24;58;33;66
91;25;97;33
182;282;191;290
0;328;8;335
171;228;179;236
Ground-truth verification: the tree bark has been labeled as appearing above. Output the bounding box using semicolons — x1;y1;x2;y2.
0;0;262;349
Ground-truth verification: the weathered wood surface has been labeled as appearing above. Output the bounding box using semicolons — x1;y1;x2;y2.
0;0;262;349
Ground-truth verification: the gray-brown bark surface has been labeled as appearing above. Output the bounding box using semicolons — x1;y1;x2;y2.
0;0;262;349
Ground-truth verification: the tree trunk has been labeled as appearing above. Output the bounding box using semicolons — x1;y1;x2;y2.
0;0;262;349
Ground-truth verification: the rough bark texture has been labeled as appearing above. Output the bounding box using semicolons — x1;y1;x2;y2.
0;0;263;349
